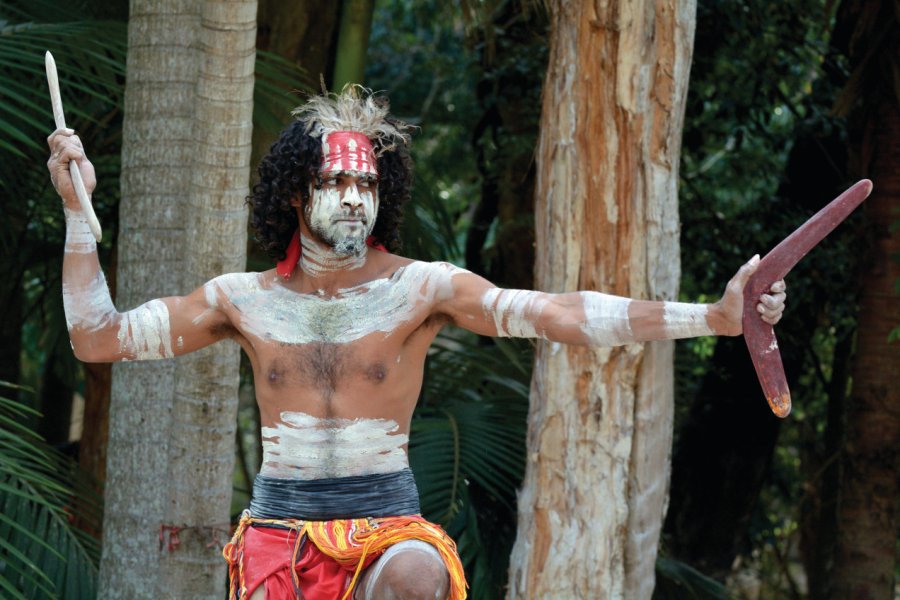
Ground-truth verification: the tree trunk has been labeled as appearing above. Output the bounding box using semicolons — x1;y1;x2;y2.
159;1;254;596
331;0;376;91
507;1;696;598
101;1;255;597
99;1;198;596
831;2;900;597
834;99;899;600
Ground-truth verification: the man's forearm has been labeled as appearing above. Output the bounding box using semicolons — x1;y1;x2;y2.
62;205;175;361
482;288;717;347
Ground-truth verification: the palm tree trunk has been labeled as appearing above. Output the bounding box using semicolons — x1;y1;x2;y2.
99;2;198;596
507;1;696;598
160;1;255;596
331;0;375;90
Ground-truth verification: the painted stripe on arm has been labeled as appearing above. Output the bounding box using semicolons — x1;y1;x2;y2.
662;302;713;339
116;299;174;360
482;288;550;338
580;292;633;346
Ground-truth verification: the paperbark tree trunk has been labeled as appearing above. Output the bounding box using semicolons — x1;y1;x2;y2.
831;2;899;597
100;1;254;597
507;1;696;598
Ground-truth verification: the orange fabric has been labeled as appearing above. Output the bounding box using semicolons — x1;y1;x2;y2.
223;514;467;600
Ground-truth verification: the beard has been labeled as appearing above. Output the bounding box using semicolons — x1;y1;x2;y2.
329;231;367;256
309;219;370;257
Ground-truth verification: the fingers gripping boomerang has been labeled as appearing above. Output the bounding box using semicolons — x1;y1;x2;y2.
743;179;872;418
45;51;102;242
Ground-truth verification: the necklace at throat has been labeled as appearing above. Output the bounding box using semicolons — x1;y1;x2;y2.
300;233;367;278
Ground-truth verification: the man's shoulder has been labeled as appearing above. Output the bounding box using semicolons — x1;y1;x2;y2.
384;255;470;277
204;270;269;303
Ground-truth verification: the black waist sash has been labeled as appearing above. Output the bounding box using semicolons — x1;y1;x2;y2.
249;468;421;521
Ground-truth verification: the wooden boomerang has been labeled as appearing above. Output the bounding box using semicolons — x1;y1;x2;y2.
45;51;102;242
742;179;873;418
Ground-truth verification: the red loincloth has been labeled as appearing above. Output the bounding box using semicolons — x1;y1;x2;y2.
223;514;467;600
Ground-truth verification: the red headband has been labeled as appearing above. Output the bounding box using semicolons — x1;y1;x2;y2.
321;131;377;175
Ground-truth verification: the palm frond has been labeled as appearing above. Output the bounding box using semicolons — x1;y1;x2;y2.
0;20;126;159
653;557;736;600
0;388;102;600
410;335;532;598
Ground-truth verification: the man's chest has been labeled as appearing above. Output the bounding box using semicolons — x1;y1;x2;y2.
218;263;447;345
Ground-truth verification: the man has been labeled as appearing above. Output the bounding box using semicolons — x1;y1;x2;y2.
48;87;786;600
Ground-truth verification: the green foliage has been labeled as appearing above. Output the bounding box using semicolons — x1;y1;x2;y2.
654;557;735;600
410;336;531;599
0;382;102;599
670;0;867;594
367;0;482;262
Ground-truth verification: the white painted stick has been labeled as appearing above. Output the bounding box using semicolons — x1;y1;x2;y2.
45;51;102;242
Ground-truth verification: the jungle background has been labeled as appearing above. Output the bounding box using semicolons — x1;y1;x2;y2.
1;0;897;598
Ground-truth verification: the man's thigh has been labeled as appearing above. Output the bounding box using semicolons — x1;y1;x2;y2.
355;539;450;600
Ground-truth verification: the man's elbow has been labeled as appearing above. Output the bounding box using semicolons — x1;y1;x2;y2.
70;339;115;363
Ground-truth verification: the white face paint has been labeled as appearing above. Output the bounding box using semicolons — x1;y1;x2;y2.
662;302;712;339
580;292;634;346
210;262;466;345
305;172;378;258
260;411;409;479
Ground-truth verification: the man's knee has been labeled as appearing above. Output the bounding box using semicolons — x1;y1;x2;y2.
359;539;450;600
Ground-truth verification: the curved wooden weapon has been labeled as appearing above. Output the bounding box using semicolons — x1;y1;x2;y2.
45;51;102;242
743;179;872;418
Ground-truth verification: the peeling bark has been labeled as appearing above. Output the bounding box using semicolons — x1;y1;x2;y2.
507;1;695;598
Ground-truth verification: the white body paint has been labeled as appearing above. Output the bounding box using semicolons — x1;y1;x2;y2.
64;208;96;254
300;233;365;277
116;299;174;360
62;261;174;359
479;287;715;347
208;262;467;345
662;302;713;339
482;288;550;338
260;411;409;479
480;288;636;347
62;272;116;332
580;292;634;346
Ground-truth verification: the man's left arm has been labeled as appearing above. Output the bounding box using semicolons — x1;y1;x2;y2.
436;255;786;345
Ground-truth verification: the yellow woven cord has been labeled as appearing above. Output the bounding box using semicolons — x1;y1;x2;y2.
305;516;468;600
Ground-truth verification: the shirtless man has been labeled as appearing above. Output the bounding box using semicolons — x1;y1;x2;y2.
48;88;786;600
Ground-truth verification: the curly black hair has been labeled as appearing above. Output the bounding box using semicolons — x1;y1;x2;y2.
248;120;413;261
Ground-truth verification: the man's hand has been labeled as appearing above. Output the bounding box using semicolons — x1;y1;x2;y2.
47;127;96;205
711;255;787;336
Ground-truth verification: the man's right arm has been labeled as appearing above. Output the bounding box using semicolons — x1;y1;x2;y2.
50;128;232;363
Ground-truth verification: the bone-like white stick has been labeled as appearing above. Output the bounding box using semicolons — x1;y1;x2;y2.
45;51;102;242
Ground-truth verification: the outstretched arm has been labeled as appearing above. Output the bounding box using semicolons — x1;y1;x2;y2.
436;256;786;345
49;128;232;363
